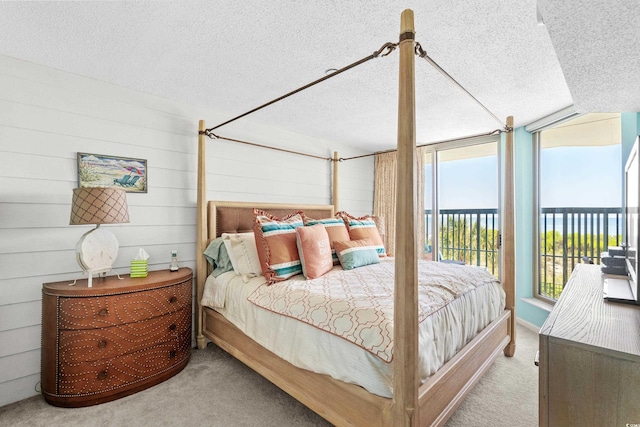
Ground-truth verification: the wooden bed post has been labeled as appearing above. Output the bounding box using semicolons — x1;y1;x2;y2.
333;151;339;212
503;116;516;357
392;9;419;426
196;120;208;349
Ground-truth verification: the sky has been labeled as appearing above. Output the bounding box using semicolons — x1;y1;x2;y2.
423;144;622;210
425;155;498;209
540;145;621;208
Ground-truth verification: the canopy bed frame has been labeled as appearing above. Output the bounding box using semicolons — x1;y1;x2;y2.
195;10;515;426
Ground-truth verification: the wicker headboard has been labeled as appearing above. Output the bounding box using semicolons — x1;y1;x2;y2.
207;201;335;242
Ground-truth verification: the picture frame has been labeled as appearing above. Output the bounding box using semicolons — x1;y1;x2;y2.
77;152;147;193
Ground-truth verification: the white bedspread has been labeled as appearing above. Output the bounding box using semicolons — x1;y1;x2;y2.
201;258;505;398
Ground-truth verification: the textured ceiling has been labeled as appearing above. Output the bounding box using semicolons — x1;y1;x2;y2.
0;1;636;152
538;0;640;113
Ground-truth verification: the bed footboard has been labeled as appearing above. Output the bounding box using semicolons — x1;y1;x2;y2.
419;309;511;426
202;306;392;427
201;306;511;427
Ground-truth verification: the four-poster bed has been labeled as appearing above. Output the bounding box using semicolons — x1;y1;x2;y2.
195;9;516;426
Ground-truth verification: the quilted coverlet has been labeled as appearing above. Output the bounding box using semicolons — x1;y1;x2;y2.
247;259;501;362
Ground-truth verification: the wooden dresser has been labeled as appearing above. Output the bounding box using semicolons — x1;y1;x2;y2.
41;268;192;407
539;264;640;426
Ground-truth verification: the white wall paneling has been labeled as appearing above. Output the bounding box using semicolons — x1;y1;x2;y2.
0;54;374;407
0;325;41;357
0;375;40;408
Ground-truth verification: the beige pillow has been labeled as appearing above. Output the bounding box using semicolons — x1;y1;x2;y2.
221;232;262;282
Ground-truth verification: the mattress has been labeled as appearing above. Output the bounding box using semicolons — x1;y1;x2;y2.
201;258;505;398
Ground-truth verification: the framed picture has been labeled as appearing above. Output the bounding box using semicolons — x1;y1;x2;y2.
77;152;147;193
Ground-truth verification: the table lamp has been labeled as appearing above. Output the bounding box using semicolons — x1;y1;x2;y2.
69;187;130;287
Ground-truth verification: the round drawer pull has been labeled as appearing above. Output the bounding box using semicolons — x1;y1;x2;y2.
97;371;108;380
97;308;108;317
169;296;178;303
97;340;107;349
169;350;177;359
169;324;177;331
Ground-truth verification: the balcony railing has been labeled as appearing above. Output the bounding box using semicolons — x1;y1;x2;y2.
425;209;500;276
539;207;623;300
424;207;623;301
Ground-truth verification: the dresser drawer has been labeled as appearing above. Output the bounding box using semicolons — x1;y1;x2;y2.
58;279;191;330
57;339;191;396
58;307;191;364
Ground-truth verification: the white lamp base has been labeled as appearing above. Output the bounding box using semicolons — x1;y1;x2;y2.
75;225;119;288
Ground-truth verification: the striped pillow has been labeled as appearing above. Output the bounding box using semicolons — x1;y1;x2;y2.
253;209;305;283
336;211;386;256
334;239;380;270
304;217;350;265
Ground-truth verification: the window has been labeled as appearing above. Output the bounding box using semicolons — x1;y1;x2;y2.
535;113;622;301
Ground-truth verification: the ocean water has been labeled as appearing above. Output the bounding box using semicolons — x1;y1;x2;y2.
539;214;623;237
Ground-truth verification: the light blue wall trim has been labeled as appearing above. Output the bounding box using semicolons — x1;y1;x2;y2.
512;127;549;327
621;112;639;223
622;112;639;164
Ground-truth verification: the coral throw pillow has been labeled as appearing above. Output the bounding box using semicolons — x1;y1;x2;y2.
304;217;350;265
296;224;333;279
253;209;304;283
336;211;386;256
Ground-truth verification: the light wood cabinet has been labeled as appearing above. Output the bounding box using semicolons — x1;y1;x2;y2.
539;264;640;426
41;268;192;407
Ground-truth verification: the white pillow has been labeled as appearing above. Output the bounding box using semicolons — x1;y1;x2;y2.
221;232;262;282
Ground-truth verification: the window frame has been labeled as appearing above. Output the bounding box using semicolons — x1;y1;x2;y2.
528;108;581;305
531;111;623;303
420;134;502;277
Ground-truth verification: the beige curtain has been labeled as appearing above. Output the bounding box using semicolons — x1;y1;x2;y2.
374;148;430;258
416;146;429;259
373;152;397;255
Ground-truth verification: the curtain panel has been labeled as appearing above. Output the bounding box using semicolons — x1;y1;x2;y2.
374;149;429;258
373;152;397;255
416;146;428;258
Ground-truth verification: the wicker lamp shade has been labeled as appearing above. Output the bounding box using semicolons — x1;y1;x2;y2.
70;187;130;225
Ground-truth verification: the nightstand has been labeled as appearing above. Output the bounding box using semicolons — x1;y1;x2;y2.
41;268;192;407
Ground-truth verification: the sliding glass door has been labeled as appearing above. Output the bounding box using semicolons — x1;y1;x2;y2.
423;137;500;277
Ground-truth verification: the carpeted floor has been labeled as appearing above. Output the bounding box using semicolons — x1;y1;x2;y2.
0;324;538;426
